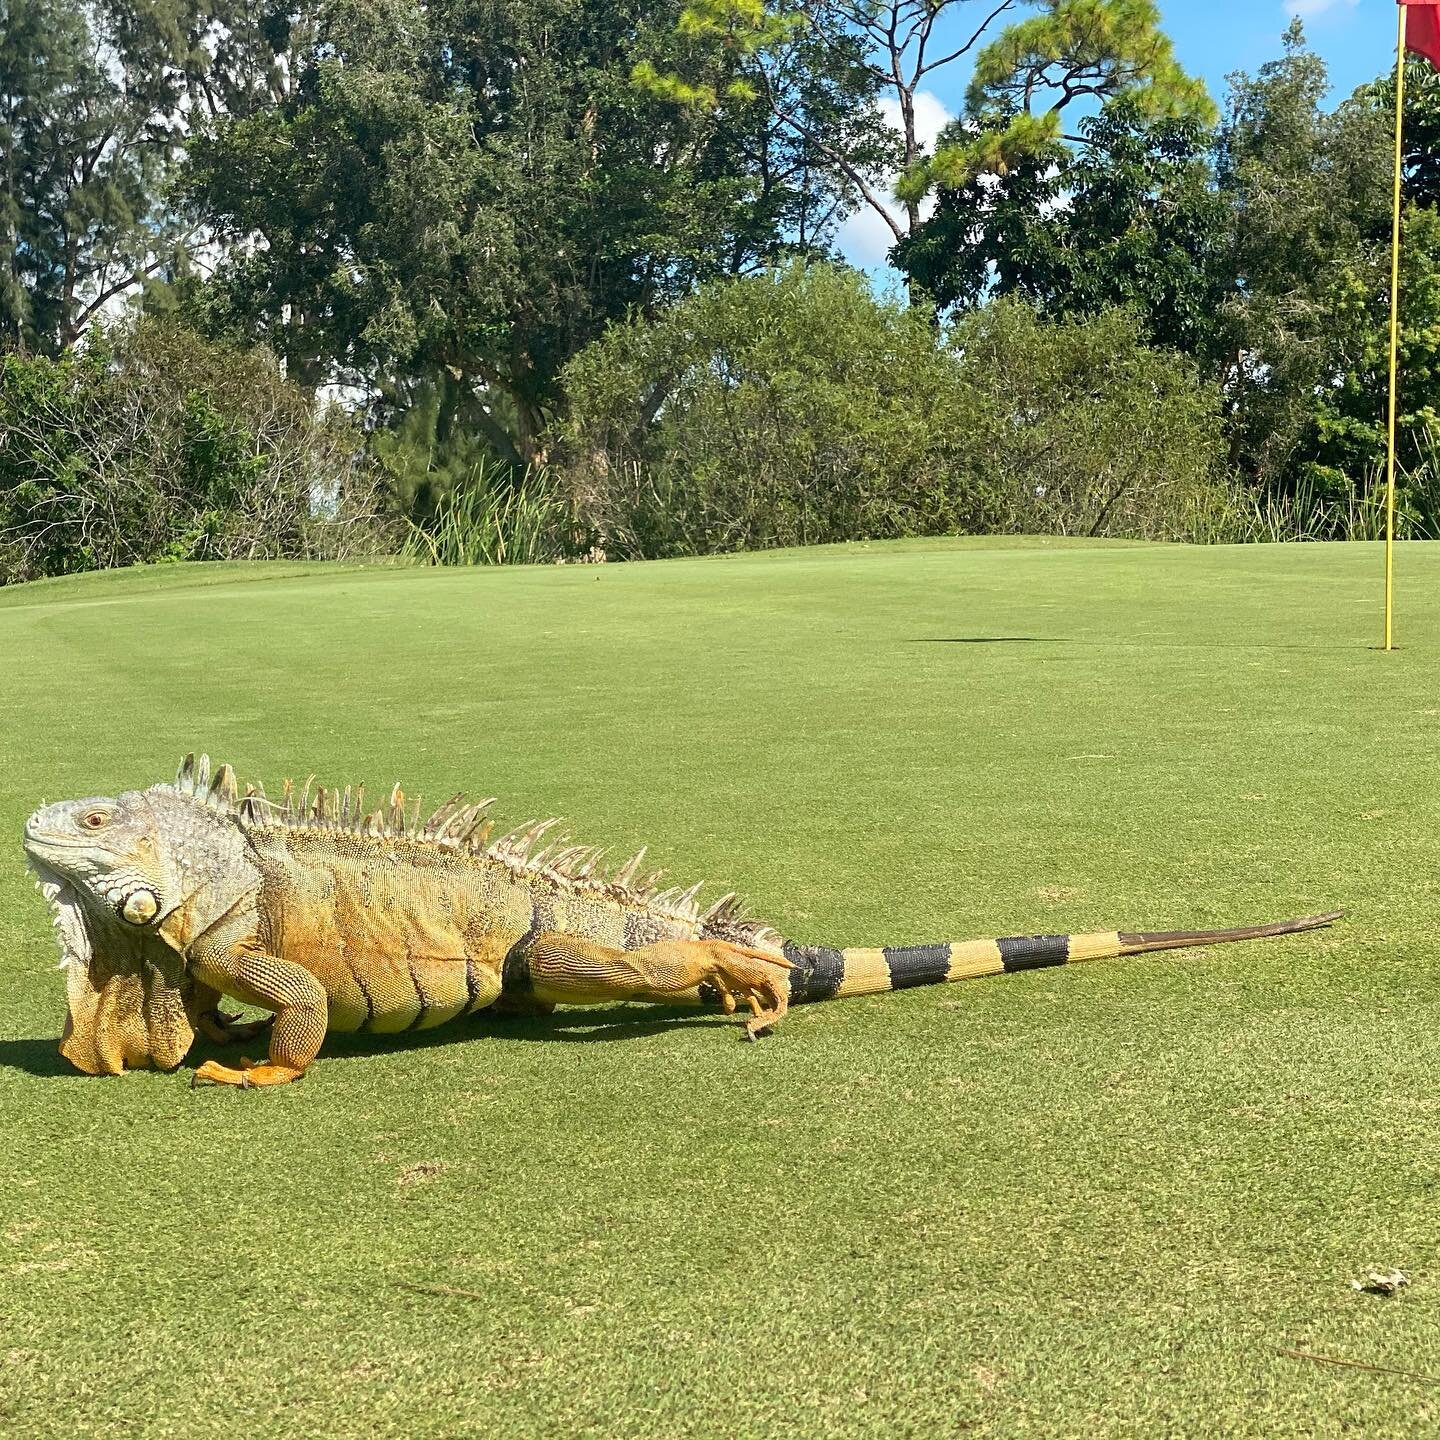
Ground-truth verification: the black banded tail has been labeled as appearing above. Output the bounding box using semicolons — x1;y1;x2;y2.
776;911;1344;1005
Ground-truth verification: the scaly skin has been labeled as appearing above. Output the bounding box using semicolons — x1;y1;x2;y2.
21;754;1345;1088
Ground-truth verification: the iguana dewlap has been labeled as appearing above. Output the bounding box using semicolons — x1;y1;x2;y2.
21;754;1343;1087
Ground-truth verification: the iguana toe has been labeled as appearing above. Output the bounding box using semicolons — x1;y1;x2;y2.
190;1057;304;1088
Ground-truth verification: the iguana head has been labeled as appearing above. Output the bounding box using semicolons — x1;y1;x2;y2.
23;757;260;1075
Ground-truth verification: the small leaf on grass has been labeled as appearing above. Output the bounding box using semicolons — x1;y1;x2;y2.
1352;1267;1409;1296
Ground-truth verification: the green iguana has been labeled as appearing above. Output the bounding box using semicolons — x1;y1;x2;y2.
21;754;1343;1087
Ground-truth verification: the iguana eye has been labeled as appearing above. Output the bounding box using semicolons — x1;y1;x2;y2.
81;811;108;830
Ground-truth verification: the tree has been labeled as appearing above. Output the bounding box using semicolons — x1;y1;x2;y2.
630;0;895;249
898;96;1228;361
1213;21;1392;493
556;263;1231;555
641;1;1210;252
187;0;881;463
0;0;184;351
555;261;982;554
946;299;1229;539
1298;202;1440;528
0;0;291;354
904;0;1213;201
1369;55;1440;212
713;0;1018;241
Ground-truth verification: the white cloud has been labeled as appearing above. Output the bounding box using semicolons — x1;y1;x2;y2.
1283;0;1358;19
890;90;952;153
834;89;953;271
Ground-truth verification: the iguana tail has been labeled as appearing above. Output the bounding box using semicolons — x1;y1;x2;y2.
774;911;1345;1006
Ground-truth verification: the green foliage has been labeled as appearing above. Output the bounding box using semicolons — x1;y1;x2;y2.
966;0;1213;119
556;263;988;556
370;376;528;519
187;7;500;394
905;0;1215;199
1275;59;1440;525
1362;55;1440;212
0;0;290;354
1296;204;1440;512
11;2;1439;566
901;20;1440;535
0;320;389;584
371;369;581;569
0;0;181;351
1196;466;1436;546
558;265;1231;554
632;0;803;108
899;98;1229;362
946;300;1230;540
186;0;879;461
1214;22;1397;503
399;459;576;567
898;111;1065;203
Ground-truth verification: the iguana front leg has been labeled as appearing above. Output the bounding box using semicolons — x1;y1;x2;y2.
524;932;793;1038
187;942;329;1088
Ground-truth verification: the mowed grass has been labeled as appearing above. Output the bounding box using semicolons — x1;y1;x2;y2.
2;537;1439;1438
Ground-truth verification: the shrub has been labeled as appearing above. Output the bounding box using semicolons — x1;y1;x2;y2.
0;320;392;584
947;301;1232;540
368;377;526;521
556;266;1233;556
554;263;996;557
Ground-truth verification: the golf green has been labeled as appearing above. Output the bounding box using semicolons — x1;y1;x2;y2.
2;538;1437;1437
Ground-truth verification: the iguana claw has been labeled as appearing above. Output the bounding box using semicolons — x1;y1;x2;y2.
196;1008;274;1045
701;946;789;1039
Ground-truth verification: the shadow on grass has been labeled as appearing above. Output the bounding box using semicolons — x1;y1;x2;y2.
0;1035;77;1077
181;1006;732;1073
0;1007;734;1080
320;1006;731;1064
912;635;1370;651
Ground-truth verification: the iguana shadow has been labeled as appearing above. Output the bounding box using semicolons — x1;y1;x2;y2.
288;1005;733;1065
0;1008;733;1078
0;1036;83;1078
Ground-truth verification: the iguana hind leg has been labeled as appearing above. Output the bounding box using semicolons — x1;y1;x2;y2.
188;942;328;1089
524;932;792;1038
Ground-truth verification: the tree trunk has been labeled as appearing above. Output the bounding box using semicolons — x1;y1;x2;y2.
511;391;549;469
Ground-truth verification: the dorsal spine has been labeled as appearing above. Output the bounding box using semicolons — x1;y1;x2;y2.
169;752;778;945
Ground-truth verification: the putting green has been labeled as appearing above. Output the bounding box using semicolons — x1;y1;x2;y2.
2;538;1438;1437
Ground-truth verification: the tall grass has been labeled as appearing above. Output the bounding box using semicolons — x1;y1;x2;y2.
1191;434;1440;544
400;460;574;566
1196;472;1395;544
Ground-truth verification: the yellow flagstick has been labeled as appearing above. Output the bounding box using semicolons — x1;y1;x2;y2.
1384;3;1408;651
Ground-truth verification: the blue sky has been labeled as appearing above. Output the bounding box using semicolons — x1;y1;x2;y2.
1162;0;1392;103
838;0;1401;273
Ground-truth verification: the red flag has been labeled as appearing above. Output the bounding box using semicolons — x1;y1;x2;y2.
1402;1;1440;71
